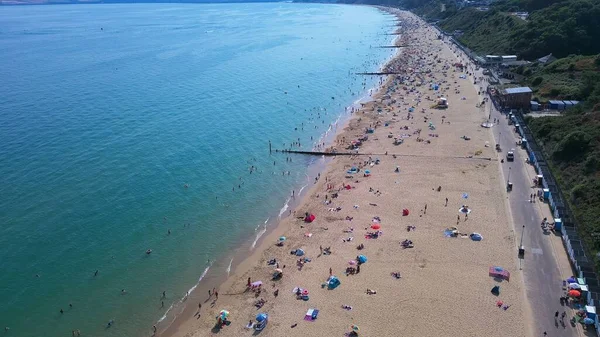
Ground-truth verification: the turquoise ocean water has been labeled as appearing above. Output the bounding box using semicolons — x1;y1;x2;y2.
0;3;394;336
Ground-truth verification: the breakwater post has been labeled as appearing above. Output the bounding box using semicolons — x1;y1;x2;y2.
269;141;272;154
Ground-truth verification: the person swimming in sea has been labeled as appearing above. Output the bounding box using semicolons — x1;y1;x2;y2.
146;249;152;255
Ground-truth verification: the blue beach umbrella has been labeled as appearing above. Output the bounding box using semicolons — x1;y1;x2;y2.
256;313;268;322
358;255;367;263
364;170;371;175
279;236;286;242
462;193;469;199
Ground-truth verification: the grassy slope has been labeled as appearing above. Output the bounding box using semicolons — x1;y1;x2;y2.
439;9;526;55
525;56;600;262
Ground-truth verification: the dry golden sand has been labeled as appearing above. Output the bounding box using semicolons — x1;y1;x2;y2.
165;10;529;337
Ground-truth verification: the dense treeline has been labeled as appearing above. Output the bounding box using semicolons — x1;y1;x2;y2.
334;0;600;60
431;0;600;59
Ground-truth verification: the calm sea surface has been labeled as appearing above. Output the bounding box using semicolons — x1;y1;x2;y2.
0;3;394;336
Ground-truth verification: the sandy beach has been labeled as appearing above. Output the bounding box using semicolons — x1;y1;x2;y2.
161;9;530;337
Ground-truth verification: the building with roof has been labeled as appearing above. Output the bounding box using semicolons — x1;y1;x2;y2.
500;87;532;109
538;53;557;64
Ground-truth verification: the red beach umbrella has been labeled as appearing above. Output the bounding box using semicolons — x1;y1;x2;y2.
371;224;381;230
568;290;581;297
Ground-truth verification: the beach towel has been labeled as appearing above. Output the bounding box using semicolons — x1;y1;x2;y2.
304;309;319;321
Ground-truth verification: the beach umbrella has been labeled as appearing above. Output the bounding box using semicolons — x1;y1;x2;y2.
348;260;357;265
364;170;371;175
568;290;581;297
584;318;595;325
358;255;367;263
462;193;469;199
352;324;360;332
219;310;229;320
295;249;305;256
279;236;286;242
256;313;268;322
302;289;309;296
371;224;381;230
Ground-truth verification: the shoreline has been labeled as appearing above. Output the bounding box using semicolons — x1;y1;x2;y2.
153;9;399;336
161;8;530;337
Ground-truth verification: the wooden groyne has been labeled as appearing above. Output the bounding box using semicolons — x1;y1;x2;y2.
376;45;407;48
274;149;355;156
273;149;495;161
355;72;402;76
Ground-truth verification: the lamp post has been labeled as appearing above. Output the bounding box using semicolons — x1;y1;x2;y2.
519;225;525;247
518;224;526;260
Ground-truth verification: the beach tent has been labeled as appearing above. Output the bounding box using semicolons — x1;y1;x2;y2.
295;249;305;256
402;209;410;216
470;233;483;241
491;285;500;296
254;313;268;331
327;276;341;290
304;308;319;321
489;266;510;281
304;214;316;223
357;255;368;264
569;283;581;290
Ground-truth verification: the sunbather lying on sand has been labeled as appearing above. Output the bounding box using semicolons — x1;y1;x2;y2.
366;289;377;295
254;298;267;309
